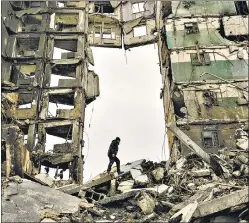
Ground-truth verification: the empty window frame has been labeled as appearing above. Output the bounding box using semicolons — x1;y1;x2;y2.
10;64;36;86
133;25;147;37
47;92;75;117
21;14;43;32
190;53;211;66
16;37;40;56
184;22;199;34
94;26;115;39
132;2;145;13
202;129;220;148
52;39;78;59
50;63;77;87
17;92;36;109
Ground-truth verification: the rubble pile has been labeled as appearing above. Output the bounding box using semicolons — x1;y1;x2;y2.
2;135;248;223
73;149;248;223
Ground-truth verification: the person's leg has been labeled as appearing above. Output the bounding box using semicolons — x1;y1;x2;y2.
107;156;114;173
115;157;121;173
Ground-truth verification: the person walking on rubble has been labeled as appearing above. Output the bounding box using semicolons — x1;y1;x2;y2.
107;137;123;175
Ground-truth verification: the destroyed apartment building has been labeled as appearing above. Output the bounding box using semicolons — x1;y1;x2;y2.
1;1;249;223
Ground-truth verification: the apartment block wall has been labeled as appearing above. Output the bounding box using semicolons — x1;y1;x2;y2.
157;1;249;161
1;1;99;184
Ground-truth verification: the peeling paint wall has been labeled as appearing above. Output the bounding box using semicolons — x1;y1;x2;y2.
157;1;249;158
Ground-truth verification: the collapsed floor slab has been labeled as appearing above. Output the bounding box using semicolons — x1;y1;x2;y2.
2;179;81;222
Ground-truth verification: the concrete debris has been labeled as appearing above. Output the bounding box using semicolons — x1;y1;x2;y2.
236;138;248;150
137;192;156;214
34;173;54;187
170;201;198;223
187;183;197;190
2;154;249;222
118;180;134;193
191;169;211;177
194;188;249;217
152;167;165;181
2;179;81;222
176;157;187;169
154;184;169;195
130;168;142;179
109;179;116;196
135;175;149;186
1;0;249;223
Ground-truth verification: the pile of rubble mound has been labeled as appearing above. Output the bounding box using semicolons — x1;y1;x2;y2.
2;136;248;223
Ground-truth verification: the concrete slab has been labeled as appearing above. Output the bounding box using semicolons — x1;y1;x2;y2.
118;180;134;193
135;175;149;185
2;179;81;223
130;168;142;179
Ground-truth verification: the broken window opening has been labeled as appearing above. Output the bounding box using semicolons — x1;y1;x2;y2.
16;37;40;56
53;13;79;32
49;92;75;106
202;127;220;148
172;91;187;119
50;75;75;87
48;102;74;117
10;64;36;86
133;25;147;37
58;2;65;8
52;63;77;77
53;39;78;59
23;134;28;144
94;2;114;14
45;133;71;152
235;1;249;15
184;22;199;34
132;2;145;14
45;124;73;141
21;15;43;32
40;165;70;180
17;100;35;109
203;90;219;107
190;53;211;66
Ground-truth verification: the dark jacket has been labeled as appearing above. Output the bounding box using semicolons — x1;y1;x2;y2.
108;139;119;157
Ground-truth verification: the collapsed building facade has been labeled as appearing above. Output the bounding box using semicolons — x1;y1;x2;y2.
157;1;249;160
1;1;100;184
1;1;249;222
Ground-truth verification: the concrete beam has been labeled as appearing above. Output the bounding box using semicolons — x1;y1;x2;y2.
166;122;224;176
194;188;249;217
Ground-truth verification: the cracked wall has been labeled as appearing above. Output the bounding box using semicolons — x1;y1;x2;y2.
1;1;99;184
156;1;249;160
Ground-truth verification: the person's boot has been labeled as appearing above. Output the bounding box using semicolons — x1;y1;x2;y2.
117;170;124;175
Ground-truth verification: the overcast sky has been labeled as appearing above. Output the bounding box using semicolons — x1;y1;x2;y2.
83;44;168;182
42;44;168;182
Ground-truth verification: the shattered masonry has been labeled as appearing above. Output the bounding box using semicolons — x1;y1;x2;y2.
1;0;158;186
1;1;249;223
157;1;249;160
1;1;100;184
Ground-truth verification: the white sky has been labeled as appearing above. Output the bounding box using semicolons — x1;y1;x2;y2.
40;44;169;182
83;44;168;182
